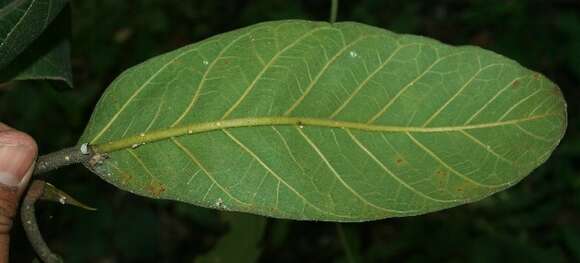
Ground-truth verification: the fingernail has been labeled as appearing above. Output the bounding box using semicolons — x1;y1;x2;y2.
0;143;36;187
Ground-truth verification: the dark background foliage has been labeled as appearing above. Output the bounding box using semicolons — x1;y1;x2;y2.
1;0;579;262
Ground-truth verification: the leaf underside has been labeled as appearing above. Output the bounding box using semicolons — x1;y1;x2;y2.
80;20;567;222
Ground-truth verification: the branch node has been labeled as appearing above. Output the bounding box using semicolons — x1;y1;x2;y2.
33;145;93;175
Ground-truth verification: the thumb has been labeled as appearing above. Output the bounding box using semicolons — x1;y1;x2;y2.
0;131;37;193
0;123;37;263
0;123;37;230
0;126;38;193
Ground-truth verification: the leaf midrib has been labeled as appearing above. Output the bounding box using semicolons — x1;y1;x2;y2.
91;113;558;153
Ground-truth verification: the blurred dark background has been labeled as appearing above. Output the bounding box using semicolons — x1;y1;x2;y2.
1;0;579;262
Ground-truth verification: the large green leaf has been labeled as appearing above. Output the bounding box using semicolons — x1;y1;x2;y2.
0;0;68;69
80;20;567;222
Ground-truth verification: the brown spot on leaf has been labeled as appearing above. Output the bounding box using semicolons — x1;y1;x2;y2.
120;172;133;186
147;181;166;198
435;169;448;187
394;155;407;166
512;80;520;88
533;73;541;80
455;182;474;194
436;169;447;177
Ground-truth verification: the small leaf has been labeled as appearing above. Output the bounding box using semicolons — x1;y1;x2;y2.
0;0;68;69
80;20;567;221
41;182;96;211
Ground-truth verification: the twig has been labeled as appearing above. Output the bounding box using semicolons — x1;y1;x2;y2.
34;144;92;175
336;223;356;263
330;0;338;24
19;144;93;261
21;180;63;263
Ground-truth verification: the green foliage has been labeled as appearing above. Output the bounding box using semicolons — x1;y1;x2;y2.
80;20;565;221
0;0;72;86
0;0;66;67
1;0;579;262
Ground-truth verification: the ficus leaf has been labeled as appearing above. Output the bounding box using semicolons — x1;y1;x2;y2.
80;20;566;222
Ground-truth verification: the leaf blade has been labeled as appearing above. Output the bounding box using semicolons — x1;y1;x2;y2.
80;20;566;222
